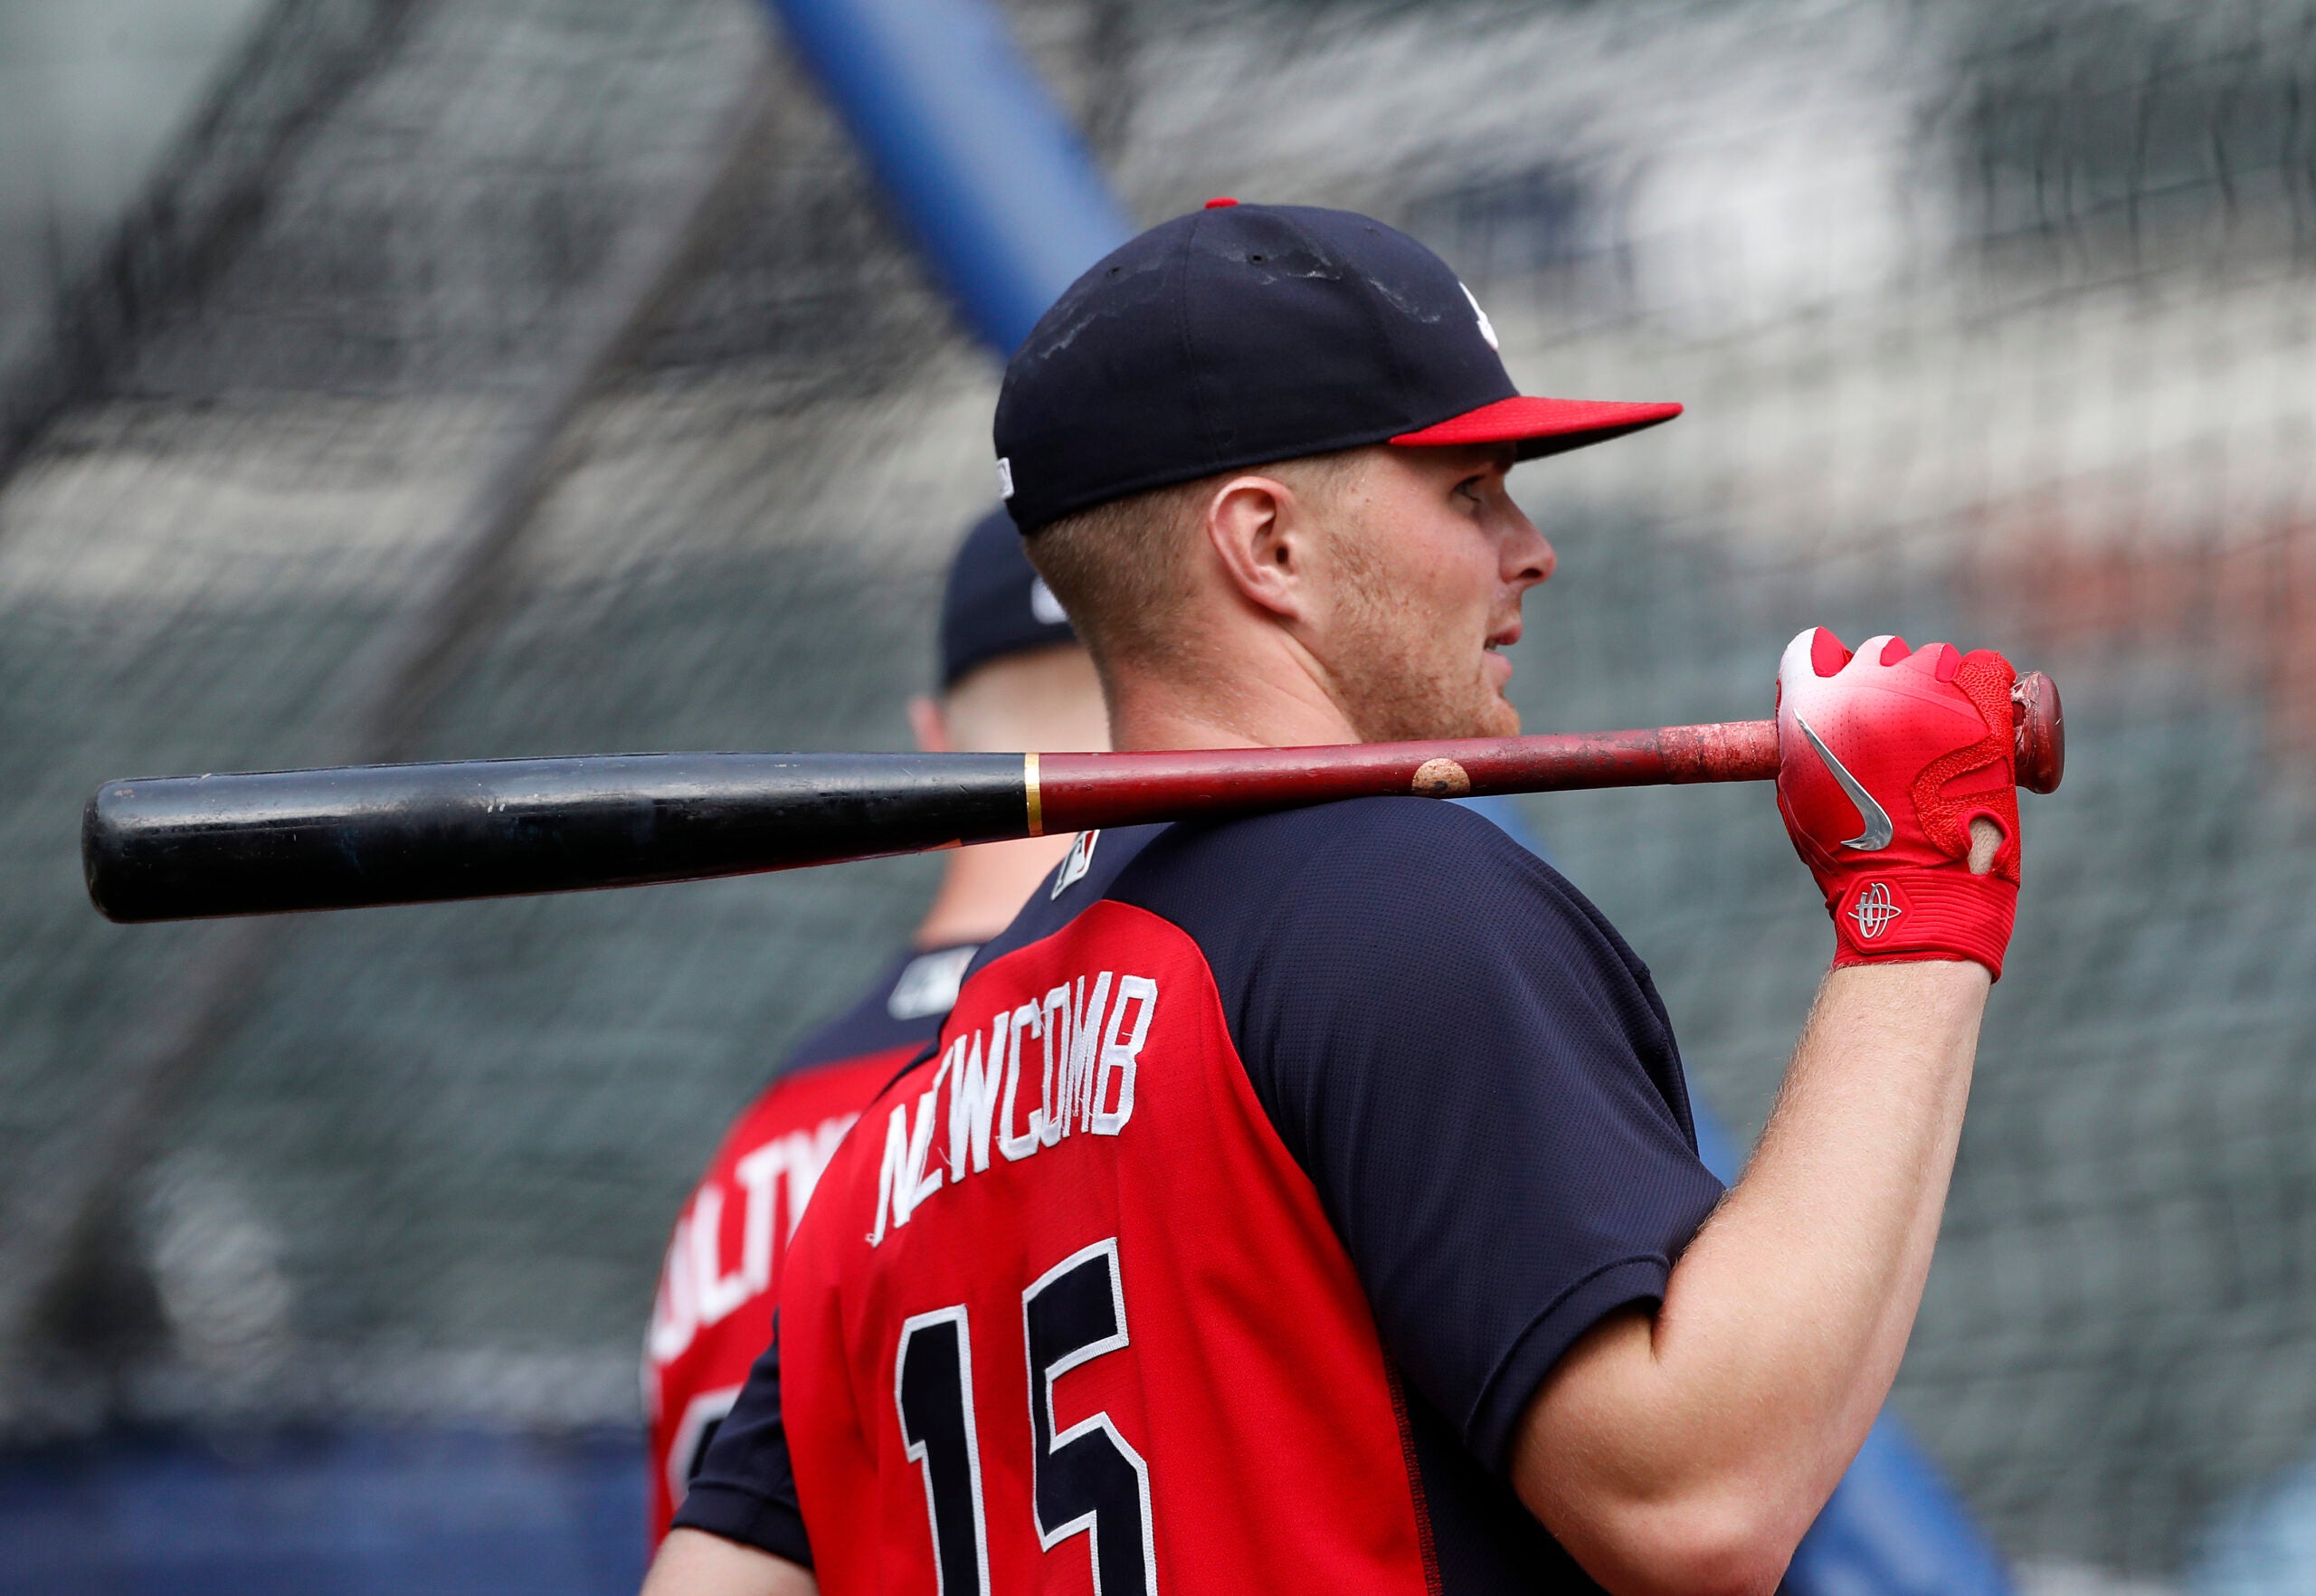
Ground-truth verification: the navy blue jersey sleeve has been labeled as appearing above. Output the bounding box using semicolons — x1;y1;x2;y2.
670;1317;812;1566
1114;798;1725;1475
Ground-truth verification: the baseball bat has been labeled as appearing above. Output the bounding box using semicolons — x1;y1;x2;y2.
83;673;2062;925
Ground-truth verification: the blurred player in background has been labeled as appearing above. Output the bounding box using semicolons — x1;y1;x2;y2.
641;508;1106;1543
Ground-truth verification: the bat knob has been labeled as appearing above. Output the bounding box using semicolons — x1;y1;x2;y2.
2012;670;2064;794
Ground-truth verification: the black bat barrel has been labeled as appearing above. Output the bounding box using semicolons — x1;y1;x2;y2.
84;753;1032;923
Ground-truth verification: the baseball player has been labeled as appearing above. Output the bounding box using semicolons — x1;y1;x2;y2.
646;203;2023;1595
641;508;1106;1543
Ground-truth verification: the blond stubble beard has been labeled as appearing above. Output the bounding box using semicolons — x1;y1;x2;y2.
1324;527;1522;745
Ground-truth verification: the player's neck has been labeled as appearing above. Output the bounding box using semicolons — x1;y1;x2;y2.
913;831;1078;949
1106;641;1362;752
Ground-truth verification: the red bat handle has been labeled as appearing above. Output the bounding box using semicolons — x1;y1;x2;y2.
1035;671;2063;833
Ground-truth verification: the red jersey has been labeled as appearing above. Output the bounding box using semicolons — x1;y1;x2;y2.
679;807;1723;1592
642;943;978;1542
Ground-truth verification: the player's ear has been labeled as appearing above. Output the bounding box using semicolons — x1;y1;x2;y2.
907;695;953;754
1204;473;1313;622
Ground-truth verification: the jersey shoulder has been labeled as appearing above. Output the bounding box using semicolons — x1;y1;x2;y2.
960;822;1172;974
1112;795;1661;1013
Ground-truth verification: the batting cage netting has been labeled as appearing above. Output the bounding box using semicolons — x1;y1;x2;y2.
2;0;2312;1589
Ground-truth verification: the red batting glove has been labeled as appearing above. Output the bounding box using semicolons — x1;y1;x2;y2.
1775;627;2023;979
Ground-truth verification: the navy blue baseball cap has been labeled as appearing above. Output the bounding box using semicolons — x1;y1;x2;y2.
938;507;1078;689
994;200;1680;532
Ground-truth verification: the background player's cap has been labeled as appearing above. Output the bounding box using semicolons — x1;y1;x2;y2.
938;507;1078;688
992;201;1681;532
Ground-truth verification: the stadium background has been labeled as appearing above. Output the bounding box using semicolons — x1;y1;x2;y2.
3;0;2314;1590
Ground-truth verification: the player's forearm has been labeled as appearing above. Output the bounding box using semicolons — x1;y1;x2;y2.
1670;960;1986;1480
1514;958;1987;1596
640;1528;818;1596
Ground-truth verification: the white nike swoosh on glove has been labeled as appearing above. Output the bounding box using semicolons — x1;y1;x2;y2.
1796;713;1894;851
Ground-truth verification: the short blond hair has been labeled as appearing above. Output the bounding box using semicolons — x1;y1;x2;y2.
1022;451;1367;673
1022;479;1209;670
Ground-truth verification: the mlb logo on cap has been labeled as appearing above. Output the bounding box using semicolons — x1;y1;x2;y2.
993;202;1680;531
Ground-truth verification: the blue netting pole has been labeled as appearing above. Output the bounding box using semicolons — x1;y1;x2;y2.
762;0;1132;356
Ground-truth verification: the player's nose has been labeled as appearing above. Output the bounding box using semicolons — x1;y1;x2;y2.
1503;505;1554;589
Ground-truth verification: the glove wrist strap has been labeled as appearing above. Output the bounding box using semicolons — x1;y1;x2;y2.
1828;869;2017;981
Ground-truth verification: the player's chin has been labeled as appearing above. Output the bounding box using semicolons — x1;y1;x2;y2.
1474;652;1520;734
1473;681;1522;739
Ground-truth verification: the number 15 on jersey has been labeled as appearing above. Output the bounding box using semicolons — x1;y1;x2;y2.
895;1239;1158;1595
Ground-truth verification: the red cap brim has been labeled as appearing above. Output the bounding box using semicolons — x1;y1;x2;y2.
1390;395;1682;460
